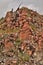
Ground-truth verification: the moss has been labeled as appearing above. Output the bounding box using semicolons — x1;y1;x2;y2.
18;52;29;62
30;24;36;31
0;17;4;25
22;53;29;61
15;38;21;46
0;27;20;34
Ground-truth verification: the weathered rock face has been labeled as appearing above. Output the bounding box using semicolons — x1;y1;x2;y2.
0;7;43;65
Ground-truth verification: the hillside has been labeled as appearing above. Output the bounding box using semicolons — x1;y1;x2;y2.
0;7;43;65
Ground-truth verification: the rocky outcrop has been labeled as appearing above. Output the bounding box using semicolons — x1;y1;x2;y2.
0;7;43;65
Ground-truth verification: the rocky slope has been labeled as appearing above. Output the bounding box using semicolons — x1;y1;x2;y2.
0;7;43;65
